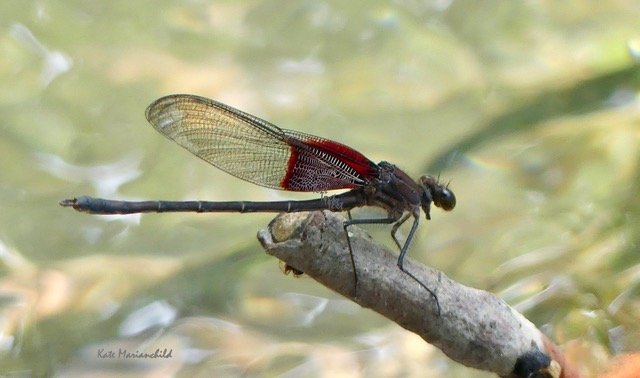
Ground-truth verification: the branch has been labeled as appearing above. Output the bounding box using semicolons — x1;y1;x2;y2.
257;211;580;378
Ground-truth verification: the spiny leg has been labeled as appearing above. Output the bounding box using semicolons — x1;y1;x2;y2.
390;212;412;250
396;214;441;316
343;216;398;297
343;214;441;315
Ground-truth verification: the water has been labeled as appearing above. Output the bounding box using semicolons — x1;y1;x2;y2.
1;1;639;376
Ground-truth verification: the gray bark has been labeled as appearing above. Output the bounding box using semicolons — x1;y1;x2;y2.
258;211;574;377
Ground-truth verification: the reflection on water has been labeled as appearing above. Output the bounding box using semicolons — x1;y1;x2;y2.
36;152;142;198
9;22;72;87
119;300;177;337
1;1;639;376
275;293;329;327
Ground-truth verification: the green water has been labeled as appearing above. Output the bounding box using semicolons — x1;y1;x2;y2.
1;1;639;376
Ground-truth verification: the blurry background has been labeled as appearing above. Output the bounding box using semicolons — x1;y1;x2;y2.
1;1;639;376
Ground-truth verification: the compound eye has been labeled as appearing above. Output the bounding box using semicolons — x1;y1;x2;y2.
435;188;456;211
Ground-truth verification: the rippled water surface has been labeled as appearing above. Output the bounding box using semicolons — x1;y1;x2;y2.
1;1;639;376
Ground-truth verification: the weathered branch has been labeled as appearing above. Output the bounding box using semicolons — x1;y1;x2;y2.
257;211;579;378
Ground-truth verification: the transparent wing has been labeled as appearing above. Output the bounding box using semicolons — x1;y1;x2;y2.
145;94;377;191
